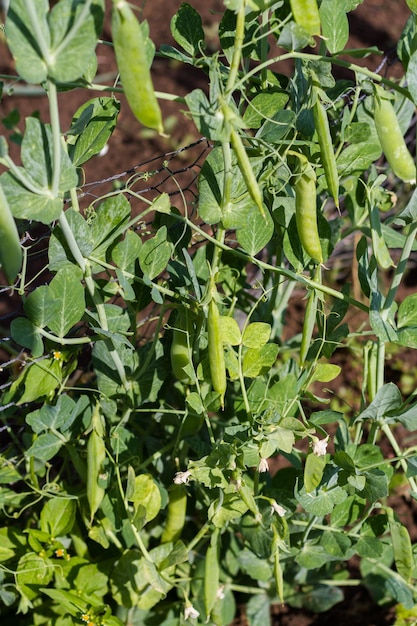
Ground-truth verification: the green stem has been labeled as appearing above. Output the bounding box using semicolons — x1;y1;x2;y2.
233;51;411;100
225;1;246;95
383;221;417;315
39;328;91;345
382;424;417;493
46;81;61;197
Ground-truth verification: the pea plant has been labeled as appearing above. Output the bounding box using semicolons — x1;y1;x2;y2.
2;0;417;624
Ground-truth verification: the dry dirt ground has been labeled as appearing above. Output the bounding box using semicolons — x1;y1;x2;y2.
0;1;416;625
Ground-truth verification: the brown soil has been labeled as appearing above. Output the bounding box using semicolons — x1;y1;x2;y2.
1;2;416;625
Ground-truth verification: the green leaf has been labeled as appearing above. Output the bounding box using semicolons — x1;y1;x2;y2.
211;494;249;527
304;452;327;493
257;109;296;144
242;322;271;348
185;89;225;141
319;0;349;53
243;91;289;129
12;358;62;405
49;208;94;270
354;383;402;424
236;205;274;255
220;316;241;345
237;548;272;582
25;433;64;461
10;317;44;357
46;267;85;337
112;230;142;273
398;293;417;327
242;344;278;377
310;363;341;383
171;3;205;57
0;171;63;223
21;117;78;193
47;0;104;83
6;0;50;84
128;474;161;523
89;194;131;265
26;395;78;434
139;226;173;280
40;498;76;537
297;484;347;515
67;96;120;166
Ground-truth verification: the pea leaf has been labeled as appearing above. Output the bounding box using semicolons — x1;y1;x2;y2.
47;0;104;83
67;97;120;166
170;3;205;57
242;344;279;377
319;0;349;53
243;92;289;129
221;316;241;345
139;226;173;280
46;267;86;337
5;0;50;84
40;498;76;537
237;205;274;255
10;317;44;357
242;323;271;348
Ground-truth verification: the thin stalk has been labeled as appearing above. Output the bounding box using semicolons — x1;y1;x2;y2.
382;424;417;493
47;81;61;196
383;221;417;315
225;1;246;96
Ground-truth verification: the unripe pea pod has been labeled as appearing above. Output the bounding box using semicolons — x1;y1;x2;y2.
289;0;321;36
161;483;187;543
208;297;227;409
230;127;265;218
294;155;323;265
170;308;194;385
0;184;22;283
111;0;163;133
374;88;416;185
86;411;106;524
313;92;339;207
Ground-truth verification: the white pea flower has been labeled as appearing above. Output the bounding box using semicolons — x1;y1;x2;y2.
271;501;286;517
216;585;225;600
184;603;200;620
258;457;269;473
313;437;329;457
174;470;191;485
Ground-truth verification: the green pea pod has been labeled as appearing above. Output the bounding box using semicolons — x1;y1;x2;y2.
313;95;339;207
294;155;323;264
111;0;163;133
208;297;227;408
161;483;187;543
289;0;321;36
230;128;265;218
0;185;22;283
170;308;194;384
374;89;416;184
300;287;318;366
204;528;220;618
87;412;106;524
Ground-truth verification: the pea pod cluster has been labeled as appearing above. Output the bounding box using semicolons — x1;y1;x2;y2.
294;155;323;265
373;88;416;185
111;0;163;133
0;185;22;283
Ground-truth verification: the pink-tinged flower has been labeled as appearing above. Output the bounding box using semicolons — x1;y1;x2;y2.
271;501;286;517
184;604;200;620
313;437;329;457
174;470;191;484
